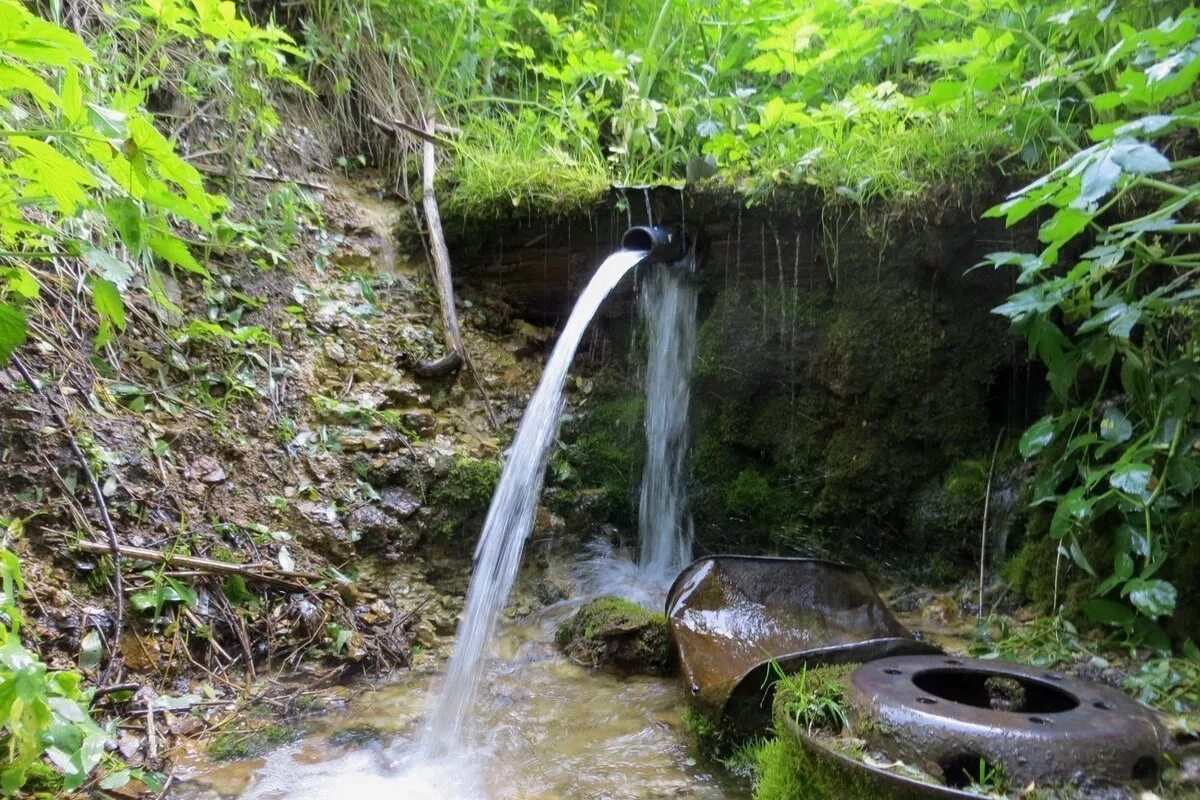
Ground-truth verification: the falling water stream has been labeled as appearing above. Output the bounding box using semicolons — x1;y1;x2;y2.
637;261;698;578
170;246;738;799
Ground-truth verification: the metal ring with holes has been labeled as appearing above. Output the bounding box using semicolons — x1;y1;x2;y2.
844;655;1172;791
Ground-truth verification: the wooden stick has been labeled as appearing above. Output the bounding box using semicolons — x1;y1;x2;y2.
418;107;466;371
190;162;330;192
367;114;459;146
74;540;318;591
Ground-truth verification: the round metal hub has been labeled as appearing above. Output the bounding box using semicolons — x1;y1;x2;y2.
845;655;1171;791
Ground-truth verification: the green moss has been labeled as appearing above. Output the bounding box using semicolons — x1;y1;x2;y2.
904;457;988;581
207;722;297;761
681;706;727;758
555;596;669;672
329;724;388;748
431;456;502;511
558;386;645;527
22;763;64;798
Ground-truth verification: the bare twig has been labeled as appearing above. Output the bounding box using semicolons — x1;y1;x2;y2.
978;431;1005;620
12;355;125;685
74;540;319;591
190;162;331;192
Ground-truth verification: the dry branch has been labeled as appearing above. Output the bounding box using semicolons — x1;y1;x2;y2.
74;540;319;591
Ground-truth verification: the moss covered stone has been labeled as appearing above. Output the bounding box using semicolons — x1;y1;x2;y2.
555;596;669;673
207;722;298;761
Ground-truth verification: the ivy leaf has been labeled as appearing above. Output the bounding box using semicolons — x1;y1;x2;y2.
1100;407;1132;443
1122;578;1176;619
0;303;29;365
1111;141;1170;174
1109;462;1152;496
1019;415;1056;458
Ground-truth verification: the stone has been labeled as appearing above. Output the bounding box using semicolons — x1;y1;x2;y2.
346;504;394;537
186;455;226;484
381;379;423;407
555;596;670;674
379;488;420;519
401;410;436;436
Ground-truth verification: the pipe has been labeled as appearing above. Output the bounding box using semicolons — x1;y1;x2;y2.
622;225;686;263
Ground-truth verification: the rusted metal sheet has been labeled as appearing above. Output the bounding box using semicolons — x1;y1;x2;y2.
845;655;1173;791
665;556;939;731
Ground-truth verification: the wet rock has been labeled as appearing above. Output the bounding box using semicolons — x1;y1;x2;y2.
329;724;389;749
920;593;961;628
380;378;423;407
533;506;564;538
323;338;350;365
346;504;394;537
401;410;436;436
379;488;420;519
339;429;402;453
555;596;670;674
185;455;226;484
535;578;570;606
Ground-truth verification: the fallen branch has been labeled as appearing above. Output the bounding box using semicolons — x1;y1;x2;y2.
367;114;459;146
190;162;330;192
417;107;467;376
12;356;125;687
74;541;319;591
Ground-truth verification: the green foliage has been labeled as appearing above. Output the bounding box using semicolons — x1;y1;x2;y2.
773;663;852;736
0;546;118;794
0;0;305;367
983;5;1200;637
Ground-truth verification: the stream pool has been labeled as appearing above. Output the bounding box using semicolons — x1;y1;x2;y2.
171;554;749;800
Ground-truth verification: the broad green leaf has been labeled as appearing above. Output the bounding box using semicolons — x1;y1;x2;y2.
1111;141;1170;174
1081;598;1135;626
5;267;39;299
1100;407;1132;443
1018;415;1055;458
1123;578;1176;619
1109;462;1152;496
0;303;28;365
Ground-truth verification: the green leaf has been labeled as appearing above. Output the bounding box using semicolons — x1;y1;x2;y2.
90;278;125;350
84;249;134;291
4;267;39;299
1123;578;1176;619
0;303;28;365
1109;462;1152;496
1019;415;1055;458
1100;407;1132;443
1082;598;1135;627
1111;141;1170;174
148;233;208;277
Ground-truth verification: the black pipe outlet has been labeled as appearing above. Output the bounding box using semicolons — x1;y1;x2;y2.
622;225;685;263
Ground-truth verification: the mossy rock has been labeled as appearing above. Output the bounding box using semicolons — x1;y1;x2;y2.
555;596;670;674
207;722;298;761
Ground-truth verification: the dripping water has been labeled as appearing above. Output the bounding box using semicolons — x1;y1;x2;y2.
637;259;698;578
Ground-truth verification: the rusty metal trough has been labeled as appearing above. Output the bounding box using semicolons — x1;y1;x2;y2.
665;556;940;733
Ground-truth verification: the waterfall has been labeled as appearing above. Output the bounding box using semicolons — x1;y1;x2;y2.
637;263;698;577
421;249;647;755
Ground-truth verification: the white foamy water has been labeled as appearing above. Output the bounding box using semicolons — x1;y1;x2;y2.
421;250;648;754
177;554;743;800
637;263;698;578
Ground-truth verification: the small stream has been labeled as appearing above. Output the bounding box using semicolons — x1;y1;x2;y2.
171;551;748;800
